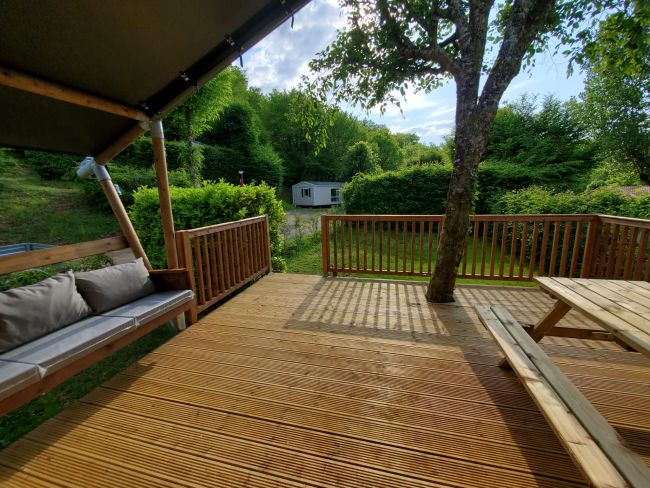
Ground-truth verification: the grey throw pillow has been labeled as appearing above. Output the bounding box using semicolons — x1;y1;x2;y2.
0;271;92;353
75;258;156;314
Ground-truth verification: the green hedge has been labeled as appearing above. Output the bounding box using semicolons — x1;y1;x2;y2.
131;181;285;268
494;186;650;219
343;165;455;214
24;150;78;180
81;165;192;211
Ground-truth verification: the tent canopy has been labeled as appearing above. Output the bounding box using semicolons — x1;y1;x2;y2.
0;0;308;157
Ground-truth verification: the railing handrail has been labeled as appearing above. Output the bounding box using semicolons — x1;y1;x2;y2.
181;215;267;238
597;214;650;229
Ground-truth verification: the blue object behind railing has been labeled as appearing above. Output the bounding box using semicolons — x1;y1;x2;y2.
0;243;53;257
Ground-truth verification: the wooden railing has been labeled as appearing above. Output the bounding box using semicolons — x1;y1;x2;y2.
321;214;650;282
176;215;271;321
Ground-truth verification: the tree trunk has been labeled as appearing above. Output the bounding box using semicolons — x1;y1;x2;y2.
426;81;491;303
186;106;198;187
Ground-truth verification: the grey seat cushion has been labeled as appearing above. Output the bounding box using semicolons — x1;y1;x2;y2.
0;271;92;353
0;360;40;401
100;290;193;326
0;315;135;377
75;258;156;314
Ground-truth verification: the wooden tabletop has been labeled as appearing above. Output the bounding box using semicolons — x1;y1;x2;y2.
535;277;650;358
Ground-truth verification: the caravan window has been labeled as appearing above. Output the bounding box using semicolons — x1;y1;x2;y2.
301;188;312;197
331;188;340;203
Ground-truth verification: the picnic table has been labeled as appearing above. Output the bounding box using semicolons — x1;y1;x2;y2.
531;277;650;358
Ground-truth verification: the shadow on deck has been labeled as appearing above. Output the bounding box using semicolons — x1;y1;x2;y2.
1;273;649;487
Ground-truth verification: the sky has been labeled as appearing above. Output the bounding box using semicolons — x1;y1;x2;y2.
241;0;586;145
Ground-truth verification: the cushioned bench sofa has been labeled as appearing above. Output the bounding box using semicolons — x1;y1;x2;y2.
0;241;194;416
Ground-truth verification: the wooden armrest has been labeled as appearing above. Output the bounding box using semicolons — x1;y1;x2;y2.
149;268;192;291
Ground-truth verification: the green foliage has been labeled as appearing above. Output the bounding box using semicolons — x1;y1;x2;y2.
586;159;643;190
369;128;403;170
0;148;22;176
131;181;285;268
202;102;259;151
343;165;454;215
114;137;199;171
201;144;283;189
495;186;650;220
340;141;380;180
81;165;192;211
23;150;78;180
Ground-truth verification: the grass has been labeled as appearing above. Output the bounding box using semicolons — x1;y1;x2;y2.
0;324;179;448
0;162;118;246
282;231;537;287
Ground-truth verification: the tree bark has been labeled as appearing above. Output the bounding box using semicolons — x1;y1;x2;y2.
426;78;492;302
185;106;199;187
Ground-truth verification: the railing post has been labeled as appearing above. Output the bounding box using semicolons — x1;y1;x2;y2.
581;215;602;278
264;215;272;273
176;230;198;323
321;215;330;276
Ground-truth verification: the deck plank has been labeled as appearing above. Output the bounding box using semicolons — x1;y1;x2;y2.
2;273;648;487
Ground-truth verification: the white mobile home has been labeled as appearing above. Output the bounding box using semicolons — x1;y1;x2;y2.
292;181;344;207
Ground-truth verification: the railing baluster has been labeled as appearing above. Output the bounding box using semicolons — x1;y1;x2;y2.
419;221;424;274
201;234;212;299
427;221;433;274
548;221;561;277
613;225;629;279
386;221;391;273
528;222;540;279
480;220;488;277
410;221;415;274
194;237;206;305
508;221;518;278
348;220;353;272
332;218;338;274
363;220;368;271
499;221;508;278
569;221;583;278
490;221;499;277
371;221;375;272
622;226;638;280
518;221;528;278
471;221;479;276
395;220;400;272
606;224;620;278
402;220;409;273
558;221;571;278
355;220;360;271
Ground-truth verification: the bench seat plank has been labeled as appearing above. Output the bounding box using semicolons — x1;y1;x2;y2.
476;305;650;488
0;360;40;402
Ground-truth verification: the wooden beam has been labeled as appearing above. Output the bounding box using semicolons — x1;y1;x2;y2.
99;178;151;270
0;236;127;275
151;119;178;269
0;66;149;122
95;123;147;165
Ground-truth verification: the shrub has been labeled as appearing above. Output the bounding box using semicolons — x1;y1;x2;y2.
494;186;650;219
23;150;78;180
131;181;285;268
0;148;21;176
81;165;192;211
343;164;455;214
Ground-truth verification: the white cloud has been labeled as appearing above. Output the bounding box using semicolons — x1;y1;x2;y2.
242;0;345;92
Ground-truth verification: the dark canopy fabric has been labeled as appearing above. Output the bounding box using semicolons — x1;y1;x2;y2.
0;0;308;156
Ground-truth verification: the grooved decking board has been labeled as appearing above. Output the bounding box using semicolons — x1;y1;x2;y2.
2;274;648;487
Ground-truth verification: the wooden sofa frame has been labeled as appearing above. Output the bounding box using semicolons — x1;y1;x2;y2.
0;236;193;416
476;305;650;488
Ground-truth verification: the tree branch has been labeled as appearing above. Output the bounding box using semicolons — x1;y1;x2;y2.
478;0;556;117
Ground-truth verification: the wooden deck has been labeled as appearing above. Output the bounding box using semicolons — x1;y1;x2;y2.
1;273;649;487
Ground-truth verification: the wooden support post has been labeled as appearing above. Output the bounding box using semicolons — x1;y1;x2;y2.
95;123;147;166
0;66;149;121
265;215;273;273
151;119;178;269
321;215;329;276
98;176;151;270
